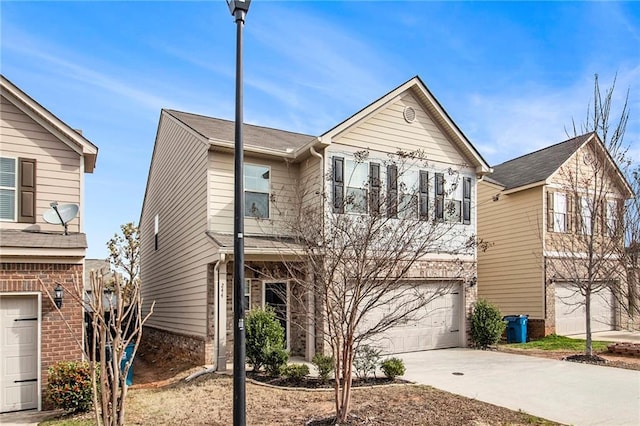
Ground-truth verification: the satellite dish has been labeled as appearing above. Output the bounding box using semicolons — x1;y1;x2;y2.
43;202;79;235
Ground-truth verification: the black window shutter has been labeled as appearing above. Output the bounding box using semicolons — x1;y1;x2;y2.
18;158;36;223
463;177;471;225
419;170;429;220
435;172;444;220
369;162;380;215
333;157;344;213
387;164;398;218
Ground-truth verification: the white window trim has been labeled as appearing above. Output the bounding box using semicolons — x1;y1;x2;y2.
244;162;271;219
344;159;369;215
0;156;18;222
553;192;567;233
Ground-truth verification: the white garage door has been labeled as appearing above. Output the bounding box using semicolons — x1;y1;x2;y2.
555;284;614;336
361;283;461;355
0;296;39;413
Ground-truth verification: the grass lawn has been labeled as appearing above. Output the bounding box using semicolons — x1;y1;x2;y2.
503;334;612;352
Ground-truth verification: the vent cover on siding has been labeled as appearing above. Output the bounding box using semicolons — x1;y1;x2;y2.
403;106;416;123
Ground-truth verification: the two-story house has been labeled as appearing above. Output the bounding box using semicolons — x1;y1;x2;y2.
477;133;633;338
0;75;98;412
139;76;491;368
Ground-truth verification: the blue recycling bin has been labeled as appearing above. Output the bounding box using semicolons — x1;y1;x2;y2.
121;343;135;386
503;315;528;343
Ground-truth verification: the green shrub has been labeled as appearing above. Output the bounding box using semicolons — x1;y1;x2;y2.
47;361;94;413
264;347;289;376
312;353;335;382
471;298;506;349
353;344;381;379
282;363;310;380
380;357;406;379
246;308;287;372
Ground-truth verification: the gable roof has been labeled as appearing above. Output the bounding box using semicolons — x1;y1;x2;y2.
319;75;492;175
489;133;593;190
165;109;317;157
489;132;633;198
0;75;99;172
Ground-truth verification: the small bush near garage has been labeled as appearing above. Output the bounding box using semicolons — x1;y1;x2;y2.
246;307;287;373
471;298;506;349
282;363;310;380
312;354;335;382
353;345;381;379
47;361;94;413
380;357;406;379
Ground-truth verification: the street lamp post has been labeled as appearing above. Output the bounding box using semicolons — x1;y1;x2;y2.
227;1;251;425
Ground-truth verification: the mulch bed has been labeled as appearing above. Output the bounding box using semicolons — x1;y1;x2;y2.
247;372;408;389
562;354;607;365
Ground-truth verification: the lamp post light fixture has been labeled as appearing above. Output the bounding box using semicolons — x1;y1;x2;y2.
227;1;251;425
53;284;63;309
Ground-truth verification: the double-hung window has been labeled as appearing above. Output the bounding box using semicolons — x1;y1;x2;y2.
344;159;369;214
435;172;463;222
0;157;36;223
332;156;371;214
0;157;17;221
245;164;270;218
553;192;567;232
397;169;418;219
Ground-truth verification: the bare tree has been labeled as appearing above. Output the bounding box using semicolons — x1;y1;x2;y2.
107;222;140;303
43;223;153;426
546;74;633;356
261;150;477;423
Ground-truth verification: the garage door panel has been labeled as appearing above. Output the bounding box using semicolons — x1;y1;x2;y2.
1;296;39;413
360;282;461;355
555;284;614;336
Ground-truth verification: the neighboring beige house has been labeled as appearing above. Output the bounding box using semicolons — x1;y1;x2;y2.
477;133;633;338
0;75;98;412
139;76;491;367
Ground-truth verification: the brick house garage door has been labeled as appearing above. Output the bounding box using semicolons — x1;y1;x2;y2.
555;283;615;336
0;295;39;412
362;282;462;355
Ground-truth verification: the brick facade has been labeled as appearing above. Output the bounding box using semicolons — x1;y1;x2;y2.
0;262;84;409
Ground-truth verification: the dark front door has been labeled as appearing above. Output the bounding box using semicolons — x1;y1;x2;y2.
264;282;287;346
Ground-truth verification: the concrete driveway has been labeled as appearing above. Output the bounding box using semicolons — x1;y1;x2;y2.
400;348;640;426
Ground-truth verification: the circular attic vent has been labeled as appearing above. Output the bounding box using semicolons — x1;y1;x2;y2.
403;106;416;123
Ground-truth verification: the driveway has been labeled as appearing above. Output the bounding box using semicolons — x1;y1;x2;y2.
400;348;640;426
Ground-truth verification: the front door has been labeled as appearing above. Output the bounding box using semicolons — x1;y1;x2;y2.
263;282;288;347
0;295;39;412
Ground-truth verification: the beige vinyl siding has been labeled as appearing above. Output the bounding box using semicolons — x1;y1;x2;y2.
139;113;212;337
333;93;465;165
299;154;323;212
477;182;545;318
208;152;301;236
0;95;82;232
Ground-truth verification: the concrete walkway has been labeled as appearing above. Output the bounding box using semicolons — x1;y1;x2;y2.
0;409;62;426
400;348;640;426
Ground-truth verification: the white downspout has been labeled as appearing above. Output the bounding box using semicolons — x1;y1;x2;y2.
186;253;226;381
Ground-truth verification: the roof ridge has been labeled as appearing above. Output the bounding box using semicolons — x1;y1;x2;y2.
164;109;316;138
495;132;593;167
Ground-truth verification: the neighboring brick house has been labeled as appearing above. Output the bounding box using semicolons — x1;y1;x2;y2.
139;76;491;368
0;75;98;412
477;133;633;338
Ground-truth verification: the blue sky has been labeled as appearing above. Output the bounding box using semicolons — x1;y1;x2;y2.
1;1;639;259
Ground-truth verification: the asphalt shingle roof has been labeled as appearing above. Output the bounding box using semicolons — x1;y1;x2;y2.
0;229;87;249
165;110;317;153
489;133;593;190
